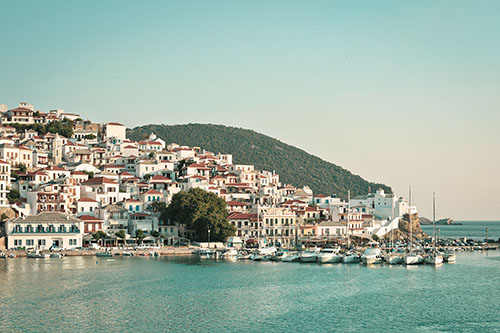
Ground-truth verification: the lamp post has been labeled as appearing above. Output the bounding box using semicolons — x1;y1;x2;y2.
208;228;211;249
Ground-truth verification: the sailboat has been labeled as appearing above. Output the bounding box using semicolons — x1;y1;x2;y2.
425;193;443;265
342;190;360;263
404;186;424;265
385;232;403;265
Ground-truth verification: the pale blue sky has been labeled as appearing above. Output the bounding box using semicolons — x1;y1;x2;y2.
1;1;499;219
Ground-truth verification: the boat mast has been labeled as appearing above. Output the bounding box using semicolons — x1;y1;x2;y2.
346;190;350;249
433;192;436;251
409;186;412;249
257;201;260;248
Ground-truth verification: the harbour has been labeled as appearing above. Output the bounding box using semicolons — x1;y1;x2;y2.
1;250;499;332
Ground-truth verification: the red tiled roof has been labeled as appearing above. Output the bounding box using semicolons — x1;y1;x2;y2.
107;122;124;126
144;189;162;195
82;177;118;185
228;212;257;221
79;215;103;221
227;201;246;206
78;197;98;202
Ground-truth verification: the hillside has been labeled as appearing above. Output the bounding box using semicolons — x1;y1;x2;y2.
127;124;392;199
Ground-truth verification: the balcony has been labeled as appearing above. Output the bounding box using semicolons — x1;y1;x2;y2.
11;228;80;234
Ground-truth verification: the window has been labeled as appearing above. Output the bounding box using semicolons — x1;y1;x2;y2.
26;239;34;246
14;239;22;246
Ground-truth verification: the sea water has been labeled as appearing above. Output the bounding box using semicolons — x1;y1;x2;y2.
0;251;499;332
421;220;500;240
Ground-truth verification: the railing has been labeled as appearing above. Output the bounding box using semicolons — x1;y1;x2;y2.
11;229;80;234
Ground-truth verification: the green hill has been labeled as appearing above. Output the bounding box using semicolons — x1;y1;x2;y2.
127;124;391;199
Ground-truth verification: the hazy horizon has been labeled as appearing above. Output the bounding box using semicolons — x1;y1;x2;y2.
1;0;499;220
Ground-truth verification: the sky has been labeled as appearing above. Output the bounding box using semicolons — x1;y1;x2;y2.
1;0;499;220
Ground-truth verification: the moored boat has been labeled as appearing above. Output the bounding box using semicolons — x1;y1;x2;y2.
96;251;113;258
342;251;360;263
299;249;318;263
282;252;300;262
317;248;342;263
361;242;384;265
443;249;456;262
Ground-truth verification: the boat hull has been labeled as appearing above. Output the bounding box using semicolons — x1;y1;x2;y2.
318;254;342;263
385;255;403;265
343;254;360;263
300;255;317;263
405;255;424;265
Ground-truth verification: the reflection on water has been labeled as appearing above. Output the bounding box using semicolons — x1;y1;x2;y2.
0;251;499;332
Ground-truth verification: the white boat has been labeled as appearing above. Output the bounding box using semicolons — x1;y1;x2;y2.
220;248;239;257
282;253;300;262
404;250;424;265
122;251;134;256
317;248;342;263
250;253;264;261
443;249;456;262
270;251;288;261
361;242;384;265
343;251;360;263
299;249;318;263
257;247;277;256
7;253;16;258
385;251;403;265
424;193;444;266
50;253;63;258
197;248;215;257
0;252;6;259
96;251;113;258
236;253;251;260
27;252;50;259
424;251;443;265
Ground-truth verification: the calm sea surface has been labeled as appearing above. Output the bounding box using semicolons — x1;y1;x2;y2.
1;251;500;332
421;221;500;240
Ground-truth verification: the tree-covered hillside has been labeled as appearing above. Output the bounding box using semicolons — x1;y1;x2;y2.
127;124;391;199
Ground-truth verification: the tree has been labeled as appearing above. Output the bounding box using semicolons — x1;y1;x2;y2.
151;230;160;246
17;163;27;173
7;189;20;204
93;231;108;247
84;134;96;140
151;201;169;225
166;188;235;242
372;234;380;242
135;229;145;244
115;230;127;247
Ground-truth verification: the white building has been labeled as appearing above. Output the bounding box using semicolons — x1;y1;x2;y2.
6;212;84;250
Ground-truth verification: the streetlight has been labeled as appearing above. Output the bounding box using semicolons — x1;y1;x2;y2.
208;228;211;249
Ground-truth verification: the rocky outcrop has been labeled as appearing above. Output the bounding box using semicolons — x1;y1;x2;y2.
418;217;461;225
384;213;428;241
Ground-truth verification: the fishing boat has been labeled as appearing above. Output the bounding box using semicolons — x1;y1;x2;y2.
0;252;6;259
361;242;384;265
299;249;319;263
7;253;16;258
27;251;50;259
50;253;63;258
317;248;342;263
425;193;444;265
197;248;215;258
122;251;134;256
343;250;360;263
96;251;113;258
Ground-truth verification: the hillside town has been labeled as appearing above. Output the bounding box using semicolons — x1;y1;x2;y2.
0;102;418;252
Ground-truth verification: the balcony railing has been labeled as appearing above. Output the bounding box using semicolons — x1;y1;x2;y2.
11;229;80;234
